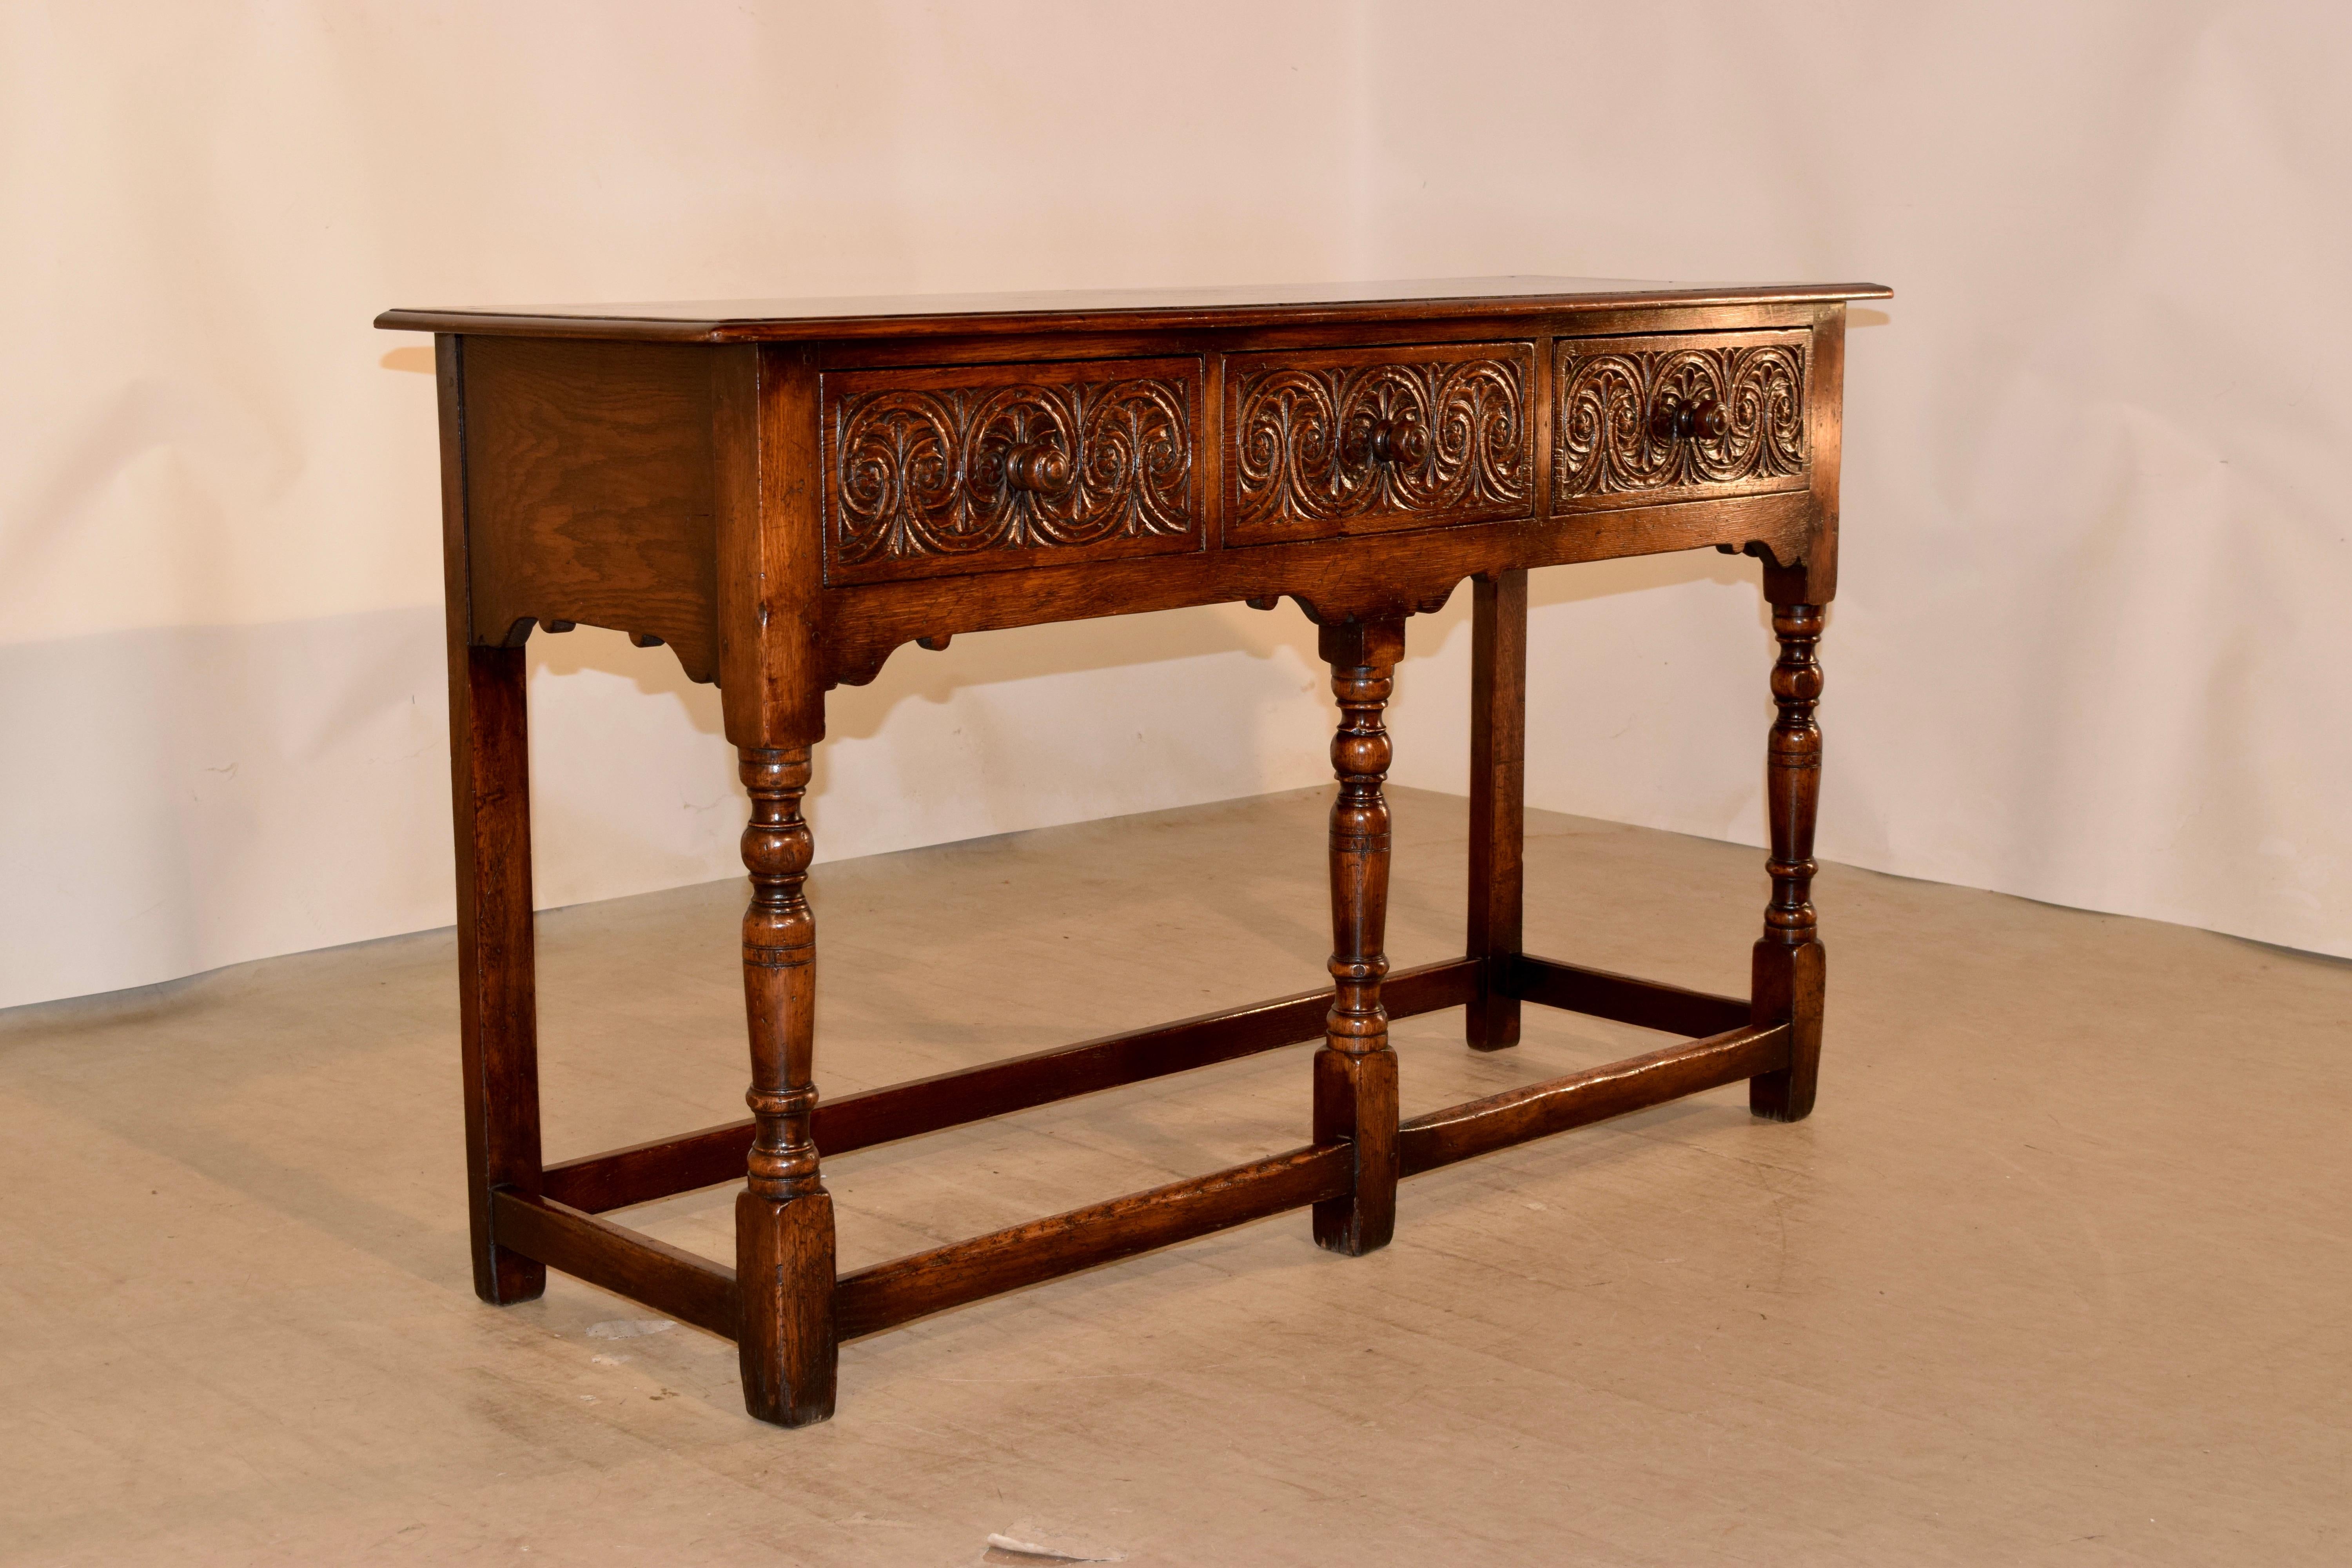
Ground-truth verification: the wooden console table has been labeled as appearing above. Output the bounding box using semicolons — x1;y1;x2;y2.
377;276;1889;1427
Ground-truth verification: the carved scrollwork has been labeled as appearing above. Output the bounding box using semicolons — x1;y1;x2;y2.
1554;336;1809;505
830;368;1195;574
1232;350;1533;531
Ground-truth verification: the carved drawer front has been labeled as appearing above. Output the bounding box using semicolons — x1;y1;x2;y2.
1552;329;1811;515
1225;341;1536;544
823;356;1204;584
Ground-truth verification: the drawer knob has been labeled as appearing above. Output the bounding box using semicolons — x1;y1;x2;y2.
1650;394;1730;444
1356;417;1427;468
1003;441;1072;495
1373;418;1428;467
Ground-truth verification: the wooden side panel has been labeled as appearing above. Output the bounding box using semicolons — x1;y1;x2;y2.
461;337;722;680
1798;303;1847;599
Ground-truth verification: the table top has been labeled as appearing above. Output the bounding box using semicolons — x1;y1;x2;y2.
376;275;1893;344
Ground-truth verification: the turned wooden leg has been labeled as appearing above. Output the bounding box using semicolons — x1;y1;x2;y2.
735;746;838;1426
1466;570;1527;1052
449;642;546;1305
1750;603;1827;1122
1314;619;1404;1256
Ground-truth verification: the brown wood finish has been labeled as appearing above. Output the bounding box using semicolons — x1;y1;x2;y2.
377;275;1891;344
440;336;545;1307
733;745;835;1425
388;277;1881;1428
459;336;721;681
1225;341;1534;543
1466;570;1528;1050
821;356;1203;583
542;956;1478;1216
818;493;1809;690
1399;1021;1790;1176
1797;311;1848;604
532;951;1744;1218
820;431;1851;686
1313;619;1403;1256
1500;954;1752;1039
785;300;1827;375
1552;329;1813;514
714;346;828;751
1748;601;1828;1122
836;1145;1352;1340
489;1190;739;1339
423;307;1858;697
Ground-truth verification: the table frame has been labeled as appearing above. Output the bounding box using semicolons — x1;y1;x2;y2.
405;283;1865;1427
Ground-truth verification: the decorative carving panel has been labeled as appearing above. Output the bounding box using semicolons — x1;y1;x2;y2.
824;357;1202;583
1553;330;1811;513
1226;343;1535;542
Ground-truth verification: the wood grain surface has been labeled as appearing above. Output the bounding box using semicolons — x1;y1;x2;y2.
405;276;1874;1427
379;275;1891;343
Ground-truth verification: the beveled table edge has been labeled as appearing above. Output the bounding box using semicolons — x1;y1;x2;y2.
375;277;1895;343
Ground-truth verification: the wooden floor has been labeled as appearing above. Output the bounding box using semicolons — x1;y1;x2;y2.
4;788;2347;1565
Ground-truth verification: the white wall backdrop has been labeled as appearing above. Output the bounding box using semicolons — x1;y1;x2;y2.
3;1;2348;1009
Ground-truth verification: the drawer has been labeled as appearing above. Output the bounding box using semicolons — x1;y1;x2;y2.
1552;328;1811;514
1225;341;1536;544
823;357;1203;584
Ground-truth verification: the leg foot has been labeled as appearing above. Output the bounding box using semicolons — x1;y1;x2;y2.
737;1188;838;1426
1749;939;1824;1123
1312;1046;1398;1254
